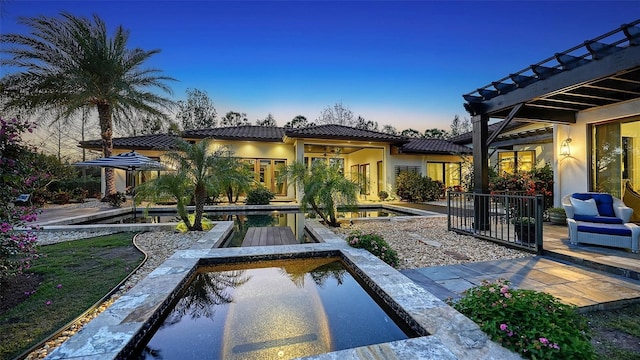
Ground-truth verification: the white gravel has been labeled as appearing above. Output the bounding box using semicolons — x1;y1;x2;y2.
333;217;531;270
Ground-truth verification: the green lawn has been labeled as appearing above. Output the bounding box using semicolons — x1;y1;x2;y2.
0;233;143;360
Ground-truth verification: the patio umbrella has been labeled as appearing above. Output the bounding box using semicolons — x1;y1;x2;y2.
73;150;165;172
74;151;166;215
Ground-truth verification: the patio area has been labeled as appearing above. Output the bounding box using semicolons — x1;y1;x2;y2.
403;221;640;312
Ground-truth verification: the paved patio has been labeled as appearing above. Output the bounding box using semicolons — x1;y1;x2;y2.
399;205;640;312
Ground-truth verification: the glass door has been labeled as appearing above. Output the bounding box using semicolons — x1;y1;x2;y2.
273;160;286;195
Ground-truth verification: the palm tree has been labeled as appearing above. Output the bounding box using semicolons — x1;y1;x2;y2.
280;159;359;227
137;139;235;231
0;12;175;196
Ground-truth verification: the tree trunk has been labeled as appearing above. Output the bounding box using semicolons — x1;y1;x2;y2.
193;182;206;231
97;103;116;196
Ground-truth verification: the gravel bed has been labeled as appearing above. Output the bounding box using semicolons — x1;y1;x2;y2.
333;217;531;270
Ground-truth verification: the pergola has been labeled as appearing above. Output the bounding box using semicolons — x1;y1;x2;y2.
462;19;640;229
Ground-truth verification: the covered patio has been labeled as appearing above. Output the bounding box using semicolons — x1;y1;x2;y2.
455;20;640;254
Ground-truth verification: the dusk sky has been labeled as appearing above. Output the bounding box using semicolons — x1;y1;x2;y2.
1;1;639;132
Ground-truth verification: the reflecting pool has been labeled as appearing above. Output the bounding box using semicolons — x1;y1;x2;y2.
134;258;415;359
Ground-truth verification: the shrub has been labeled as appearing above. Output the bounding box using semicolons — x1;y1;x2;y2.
245;186;275;205
1;117;41;280
378;190;389;201
71;188;88;202
449;279;596;359
395;171;444;202
104;192;126;207
346;230;399;267
51;191;71;205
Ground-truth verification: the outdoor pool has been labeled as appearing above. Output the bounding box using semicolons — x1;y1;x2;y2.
133;257;417;360
77;207;415;247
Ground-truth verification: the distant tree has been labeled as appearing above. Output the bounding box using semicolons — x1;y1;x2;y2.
176;88;217;130
284;115;312;128
401;128;422;138
220;111;249;127
423;128;449;139
123;112;166;136
316;102;356;126
0;13;175;196
355;116;378;131
450;115;472;137
255;113;277;127
381;124;398;135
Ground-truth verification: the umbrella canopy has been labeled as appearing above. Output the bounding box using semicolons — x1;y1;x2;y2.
73;150;165;171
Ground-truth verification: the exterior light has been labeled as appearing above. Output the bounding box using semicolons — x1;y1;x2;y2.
560;138;572;156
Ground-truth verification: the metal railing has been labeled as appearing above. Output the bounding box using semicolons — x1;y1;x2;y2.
447;192;544;254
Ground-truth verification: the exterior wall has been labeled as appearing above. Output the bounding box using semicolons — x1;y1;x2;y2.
555;98;640;206
205;140;297;199
345;147;384;199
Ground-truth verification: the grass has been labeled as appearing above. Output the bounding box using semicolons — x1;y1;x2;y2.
584;303;640;360
0;233;143;360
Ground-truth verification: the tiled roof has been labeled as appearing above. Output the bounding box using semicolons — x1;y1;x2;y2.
449;120;527;144
79;134;179;150
184;126;285;142
285;124;408;143
400;138;472;154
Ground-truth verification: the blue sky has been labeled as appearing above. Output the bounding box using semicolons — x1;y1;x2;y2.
1;1;639;132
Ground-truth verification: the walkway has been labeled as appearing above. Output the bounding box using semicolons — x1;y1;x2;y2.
241;226;298;247
397;201;640;312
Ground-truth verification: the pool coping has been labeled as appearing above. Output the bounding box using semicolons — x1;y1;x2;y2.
45;219;520;360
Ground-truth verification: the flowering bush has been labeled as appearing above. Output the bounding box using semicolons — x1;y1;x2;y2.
1;117;42;281
489;163;554;210
448;279;596;359
346;230;399;267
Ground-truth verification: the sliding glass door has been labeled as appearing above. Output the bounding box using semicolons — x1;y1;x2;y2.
592;119;640;198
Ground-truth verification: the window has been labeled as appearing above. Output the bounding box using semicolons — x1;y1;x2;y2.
497;150;535;175
394;165;420;176
241;158;287;195
377;161;383;194
427;162;461;188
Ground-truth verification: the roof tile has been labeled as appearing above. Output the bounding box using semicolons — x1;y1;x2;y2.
400;139;472;154
285;124;408;142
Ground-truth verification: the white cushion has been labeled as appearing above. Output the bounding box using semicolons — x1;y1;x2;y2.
570;197;600;216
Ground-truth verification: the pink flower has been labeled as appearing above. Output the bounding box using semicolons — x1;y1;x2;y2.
500;286;509;294
56;284;62;289
499;323;508;331
539;337;549;345
45;300;52;306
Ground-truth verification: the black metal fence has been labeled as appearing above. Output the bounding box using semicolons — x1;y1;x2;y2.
447;192;544;254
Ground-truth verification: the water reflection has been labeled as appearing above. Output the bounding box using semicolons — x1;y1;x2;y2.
136;259;411;360
165;270;249;324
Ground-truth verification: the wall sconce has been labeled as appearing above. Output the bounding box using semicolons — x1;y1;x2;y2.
560;138;572;156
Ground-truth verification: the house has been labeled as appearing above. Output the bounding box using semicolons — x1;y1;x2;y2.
461;19;640;206
79;124;472;201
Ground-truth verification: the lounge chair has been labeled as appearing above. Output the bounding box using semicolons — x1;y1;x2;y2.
562;193;639;253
